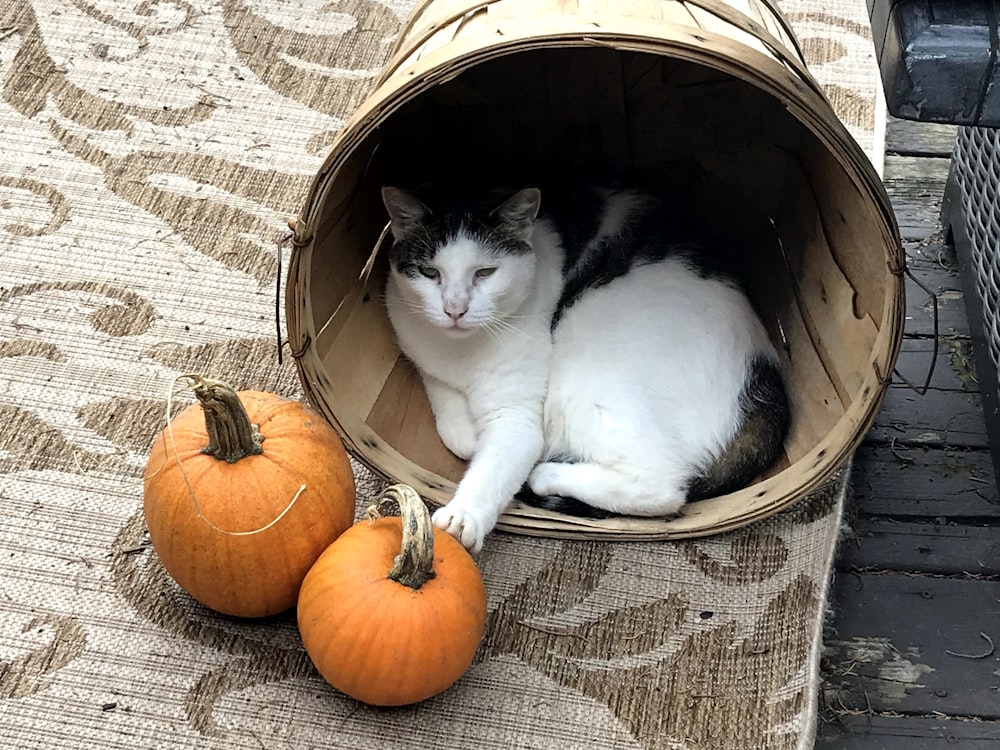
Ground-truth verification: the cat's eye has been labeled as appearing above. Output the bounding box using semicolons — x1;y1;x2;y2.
475;267;498;279
418;265;440;280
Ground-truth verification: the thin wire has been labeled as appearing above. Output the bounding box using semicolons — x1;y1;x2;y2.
275;232;292;365
314;222;392;346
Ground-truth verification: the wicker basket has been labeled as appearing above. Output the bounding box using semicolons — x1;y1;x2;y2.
286;0;904;540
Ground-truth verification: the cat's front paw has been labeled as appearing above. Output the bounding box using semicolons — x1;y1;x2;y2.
432;502;488;554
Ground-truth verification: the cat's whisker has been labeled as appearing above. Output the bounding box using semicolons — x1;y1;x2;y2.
479;322;503;343
483;319;537;345
483;319;513;337
487;317;537;342
384;295;429;317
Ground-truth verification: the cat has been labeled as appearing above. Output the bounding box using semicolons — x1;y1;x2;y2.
381;182;790;553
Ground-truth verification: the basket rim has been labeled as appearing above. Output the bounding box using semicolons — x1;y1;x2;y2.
286;19;905;540
295;22;895;242
378;0;810;94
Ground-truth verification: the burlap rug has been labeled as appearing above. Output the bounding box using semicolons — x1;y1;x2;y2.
0;1;883;748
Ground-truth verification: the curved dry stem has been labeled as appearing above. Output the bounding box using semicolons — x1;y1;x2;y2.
367;484;436;590
188;376;263;463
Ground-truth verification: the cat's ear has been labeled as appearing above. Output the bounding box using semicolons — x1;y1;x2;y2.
492;188;541;241
382;187;430;241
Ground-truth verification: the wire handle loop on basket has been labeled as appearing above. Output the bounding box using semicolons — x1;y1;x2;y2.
275;229;293;366
879;254;939;396
274;220;313;366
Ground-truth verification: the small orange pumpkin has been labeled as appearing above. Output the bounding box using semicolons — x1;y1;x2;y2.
143;376;355;618
297;484;487;706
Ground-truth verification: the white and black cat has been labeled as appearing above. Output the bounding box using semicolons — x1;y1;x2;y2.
382;183;790;553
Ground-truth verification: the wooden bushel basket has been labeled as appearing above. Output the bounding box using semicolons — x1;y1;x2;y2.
286;0;904;540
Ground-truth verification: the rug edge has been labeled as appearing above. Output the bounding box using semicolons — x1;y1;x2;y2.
794;461;851;750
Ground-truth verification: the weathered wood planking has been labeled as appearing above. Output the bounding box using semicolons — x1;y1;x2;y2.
869;387;988;448
904;239;956;273
818;715;1000;748
871;333;987;449
883;155;952;201
886;116;958;157
822;116;1000;747
883;154;952;241
837;518;1000;575
892;336;976;393
852;444;998;518
902;247;969;338
824;574;1000;719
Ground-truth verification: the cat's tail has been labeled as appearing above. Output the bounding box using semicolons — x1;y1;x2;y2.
686;355;790;500
514;485;616;519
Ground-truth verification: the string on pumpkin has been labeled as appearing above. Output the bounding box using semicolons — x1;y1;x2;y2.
143;375;205;483
153;373;308;536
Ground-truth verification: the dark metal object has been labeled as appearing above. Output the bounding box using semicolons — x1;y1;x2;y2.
868;0;1000;126
942;126;1000;488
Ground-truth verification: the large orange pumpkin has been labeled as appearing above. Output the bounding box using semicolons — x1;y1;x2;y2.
297;484;487;706
143;376;355;618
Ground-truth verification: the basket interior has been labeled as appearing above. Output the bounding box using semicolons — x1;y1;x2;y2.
300;47;892;523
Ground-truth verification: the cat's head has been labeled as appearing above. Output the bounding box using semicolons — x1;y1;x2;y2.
381;186;541;335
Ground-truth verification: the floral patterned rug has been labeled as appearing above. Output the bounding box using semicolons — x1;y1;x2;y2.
0;1;883;748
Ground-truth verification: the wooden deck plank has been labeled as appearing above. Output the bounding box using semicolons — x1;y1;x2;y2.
884;155;953;201
823;574;1000;719
837;518;1000;575
872;280;986;448
825;114;999;745
895;205;945;242
817;715;1000;748
903;247;969;339
886;116;958;157
869;387;988;448
893;336;976;393
853;444;998;518
883;154;952;242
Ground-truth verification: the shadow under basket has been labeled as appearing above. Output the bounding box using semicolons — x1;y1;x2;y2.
286;0;904;540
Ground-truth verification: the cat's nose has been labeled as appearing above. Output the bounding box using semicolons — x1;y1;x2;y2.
444;303;468;320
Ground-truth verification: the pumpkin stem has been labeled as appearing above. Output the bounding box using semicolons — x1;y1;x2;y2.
190;376;264;463
369;485;436;590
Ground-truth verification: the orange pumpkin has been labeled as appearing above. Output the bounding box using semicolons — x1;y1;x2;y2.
143;376;355;618
297;484;487;706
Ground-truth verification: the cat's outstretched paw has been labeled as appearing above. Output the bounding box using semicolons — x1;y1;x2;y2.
432;503;486;554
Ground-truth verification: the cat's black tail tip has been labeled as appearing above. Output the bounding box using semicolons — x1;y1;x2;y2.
515;485;617;520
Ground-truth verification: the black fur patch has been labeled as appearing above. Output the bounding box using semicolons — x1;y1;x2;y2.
514;450;617;518
547;188;728;328
388;187;533;277
536;186;605;266
515;484;616;520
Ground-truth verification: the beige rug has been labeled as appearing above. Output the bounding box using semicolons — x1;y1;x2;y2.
0;1;883;748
